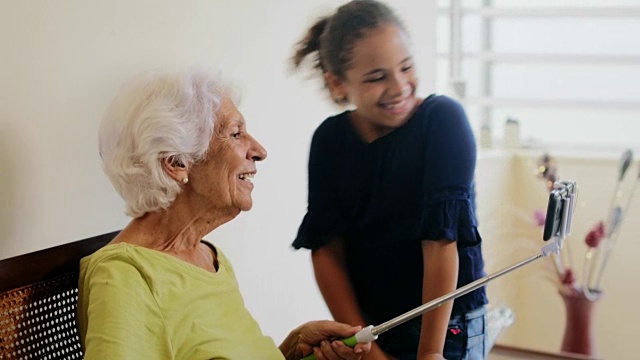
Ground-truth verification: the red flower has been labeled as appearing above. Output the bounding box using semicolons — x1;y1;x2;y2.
561;268;576;286
533;209;546;227
585;221;606;248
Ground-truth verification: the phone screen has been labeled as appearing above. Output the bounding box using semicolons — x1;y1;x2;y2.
543;190;564;241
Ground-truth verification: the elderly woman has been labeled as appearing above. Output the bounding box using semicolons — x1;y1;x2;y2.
77;68;371;360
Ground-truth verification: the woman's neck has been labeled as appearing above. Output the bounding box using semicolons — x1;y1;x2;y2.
117;194;237;254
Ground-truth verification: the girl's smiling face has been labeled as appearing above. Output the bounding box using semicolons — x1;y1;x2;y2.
327;23;420;138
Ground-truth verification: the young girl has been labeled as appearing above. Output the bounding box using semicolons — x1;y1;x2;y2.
291;1;487;359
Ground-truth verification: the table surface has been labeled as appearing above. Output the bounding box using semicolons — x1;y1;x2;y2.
489;344;603;360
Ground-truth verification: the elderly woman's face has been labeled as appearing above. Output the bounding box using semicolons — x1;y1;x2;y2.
190;96;267;212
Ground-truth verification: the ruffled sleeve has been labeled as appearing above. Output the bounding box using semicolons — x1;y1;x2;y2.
292;119;346;250
417;96;480;247
418;186;480;247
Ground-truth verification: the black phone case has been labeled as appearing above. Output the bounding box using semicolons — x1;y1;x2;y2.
543;191;563;241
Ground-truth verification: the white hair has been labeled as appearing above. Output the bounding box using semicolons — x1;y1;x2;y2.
98;68;227;218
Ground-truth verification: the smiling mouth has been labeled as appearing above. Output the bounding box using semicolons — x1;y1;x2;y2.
381;100;407;110
238;173;255;182
380;96;413;111
380;98;411;113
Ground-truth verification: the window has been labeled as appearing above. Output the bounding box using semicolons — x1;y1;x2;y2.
436;0;640;151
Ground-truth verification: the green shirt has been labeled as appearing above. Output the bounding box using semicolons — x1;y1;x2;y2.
78;242;284;360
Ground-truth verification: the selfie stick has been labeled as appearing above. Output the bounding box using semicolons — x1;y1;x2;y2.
302;180;577;360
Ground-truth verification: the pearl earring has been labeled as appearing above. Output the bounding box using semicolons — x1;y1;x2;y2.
182;177;189;184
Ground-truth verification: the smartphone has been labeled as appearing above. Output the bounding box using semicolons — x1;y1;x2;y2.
543;181;577;241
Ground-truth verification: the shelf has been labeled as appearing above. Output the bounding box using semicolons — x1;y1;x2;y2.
490;343;602;360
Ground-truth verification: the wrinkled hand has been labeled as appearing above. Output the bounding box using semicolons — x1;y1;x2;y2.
281;320;371;360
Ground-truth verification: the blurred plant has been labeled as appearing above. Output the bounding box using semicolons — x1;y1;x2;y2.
584;149;639;299
534;150;639;299
536;153;558;193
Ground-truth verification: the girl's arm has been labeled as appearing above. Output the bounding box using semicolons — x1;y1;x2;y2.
417;239;459;360
312;239;396;360
416;96;478;359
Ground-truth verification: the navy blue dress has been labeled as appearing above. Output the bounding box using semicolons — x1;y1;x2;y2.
293;95;487;357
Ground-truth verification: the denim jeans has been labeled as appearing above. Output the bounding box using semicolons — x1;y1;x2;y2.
376;306;487;360
443;306;487;360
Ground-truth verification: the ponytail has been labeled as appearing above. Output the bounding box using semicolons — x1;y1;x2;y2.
292;17;329;73
291;0;406;102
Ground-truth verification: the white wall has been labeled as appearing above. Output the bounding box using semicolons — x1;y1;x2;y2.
0;0;437;344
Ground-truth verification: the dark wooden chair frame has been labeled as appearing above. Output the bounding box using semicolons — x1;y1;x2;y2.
0;231;119;360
